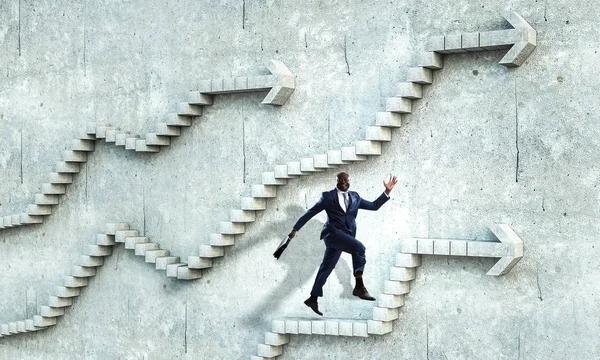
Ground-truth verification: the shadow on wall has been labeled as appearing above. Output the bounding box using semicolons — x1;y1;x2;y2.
237;204;354;326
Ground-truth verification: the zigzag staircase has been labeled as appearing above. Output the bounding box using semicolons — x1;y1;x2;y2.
0;11;535;356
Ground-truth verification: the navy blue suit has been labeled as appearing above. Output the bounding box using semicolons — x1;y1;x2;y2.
293;189;389;297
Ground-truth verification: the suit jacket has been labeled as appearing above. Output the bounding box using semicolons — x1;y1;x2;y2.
293;189;389;239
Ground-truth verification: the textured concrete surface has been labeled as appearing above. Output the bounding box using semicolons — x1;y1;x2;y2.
1;0;599;359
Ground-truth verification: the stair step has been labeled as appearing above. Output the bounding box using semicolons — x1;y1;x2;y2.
106;223;130;235
326;150;350;165
165;113;192;127
48;172;73;184
188;91;214;105
273;164;297;179
105;128;125;143
145;249;170;263
251;185;277;198
210;233;235;246
96;234;116;246
373;307;399;321
55;286;81;298
135;242;160;256
79;255;104;267
1;216;12;228
125;136;141;150
220;221;245;234
313;154;338;169
265;332;290;346
418;51;444;69
375;112;402;128
396;253;422;267
8;322;18;334
262;172;288;185
384;280;411;295
55;161;80;173
87;244;112;257
386;97;412;113
42;183;66;195
33;315;57;328
19;213;44;224
25;319;44;332
34;194;59;206
28;204;52;216
187;256;213;269
71;139;95;152
390;267;416;281
156;256;180;270
71;265;96;277
199;244;224;258
341;147;367;162
286;161;309;176
407;67;433;84
16;321;27;333
64;275;88;288
86;122;105;135
124;236;149;249
365;126;392;141
367;320;393;335
177;102;203;117
355;141;382;156
95;125;114;139
241;197;267;211
177;266;203;280
396;82;423;99
114;132;132;146
0;324;9;335
10;214;21;226
146;133;171;146
166;263;186;278
257;344;283;358
115;230;140;243
48;296;73;308
40;306;64;318
378;294;405;309
230;209;256;223
273;319;368;337
156;123;182;136
135;140;160;153
300;158;326;172
63;150;88;163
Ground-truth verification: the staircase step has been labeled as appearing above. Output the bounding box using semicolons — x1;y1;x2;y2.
156;123;182;136
396;253;422;267
114;133;132;146
146;133;171;146
300;158;326;172
156;256;180;270
17;321;27;333
210;233;235;246
95;125;114;139
241;197;267;211
378;294;405;309
106;223;130;235
11;214;21;226
72;139;95;152
287;161;309;176
326;150;350;165
105;128;125;143
407;67;433;84
418;51;444;69
48;172;73;184
177;266;203;280
145;249;170;263
96;234;116;246
64;275;88;288
273;164;297;179
25;319;44;332
220;221;245;234
2;216;13;228
386;97;412;113
134;242;160;256
87;244;112;257
188;91;214;106
86;122;105;135
40;306;65;318
79;255;104;267
355;141;382;156
230;209;256;223
135;140;160;153
375;112;402;128
373;307;399;321
367;320;393;335
34;194;59;205
199;244;224;258
383;280;411;295
48;296;73;308
187;256;213;269
177;102;203;117
55;161;80;173
390;267;416;281
396;82;423;99
55;286;81;298
33;315;56;328
341;147;367;162
262;172;287;185
313;154;337;169
166;263;186;278
257;344;283;358
19;213;44;224
251;185;277;198
71;265;97;277
0;324;9;336
265;332;290;346
366;126;392;141
8;322;18;334
125;136;141;150
63;150;88;163
42;183;66;195
115;230;140;243
165;113;192;127
124;236;149;250
28;204;52;216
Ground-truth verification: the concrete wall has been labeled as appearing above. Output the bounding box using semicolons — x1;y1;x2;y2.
1;0;599;358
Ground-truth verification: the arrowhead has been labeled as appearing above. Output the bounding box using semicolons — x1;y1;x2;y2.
500;11;537;67
487;224;524;276
262;60;296;105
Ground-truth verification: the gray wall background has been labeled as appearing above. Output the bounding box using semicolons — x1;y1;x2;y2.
1;0;598;359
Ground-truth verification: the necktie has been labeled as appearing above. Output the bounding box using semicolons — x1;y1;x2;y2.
343;193;349;210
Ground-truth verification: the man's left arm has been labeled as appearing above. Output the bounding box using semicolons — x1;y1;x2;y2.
358;175;398;211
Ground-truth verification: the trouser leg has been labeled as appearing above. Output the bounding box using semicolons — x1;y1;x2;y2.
328;231;367;275
310;247;342;297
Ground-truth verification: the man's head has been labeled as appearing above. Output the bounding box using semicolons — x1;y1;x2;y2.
336;172;350;192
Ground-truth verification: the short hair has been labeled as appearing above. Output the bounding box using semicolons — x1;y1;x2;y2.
336;172;349;181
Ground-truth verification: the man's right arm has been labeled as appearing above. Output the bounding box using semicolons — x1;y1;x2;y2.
288;193;327;239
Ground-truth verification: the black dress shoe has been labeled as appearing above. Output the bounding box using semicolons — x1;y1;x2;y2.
352;287;376;301
304;297;323;316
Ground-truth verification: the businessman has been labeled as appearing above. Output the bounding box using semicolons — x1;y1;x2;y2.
288;172;397;316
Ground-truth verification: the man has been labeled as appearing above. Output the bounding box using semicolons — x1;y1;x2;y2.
288;172;397;316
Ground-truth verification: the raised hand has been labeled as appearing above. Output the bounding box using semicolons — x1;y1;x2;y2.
383;175;398;195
